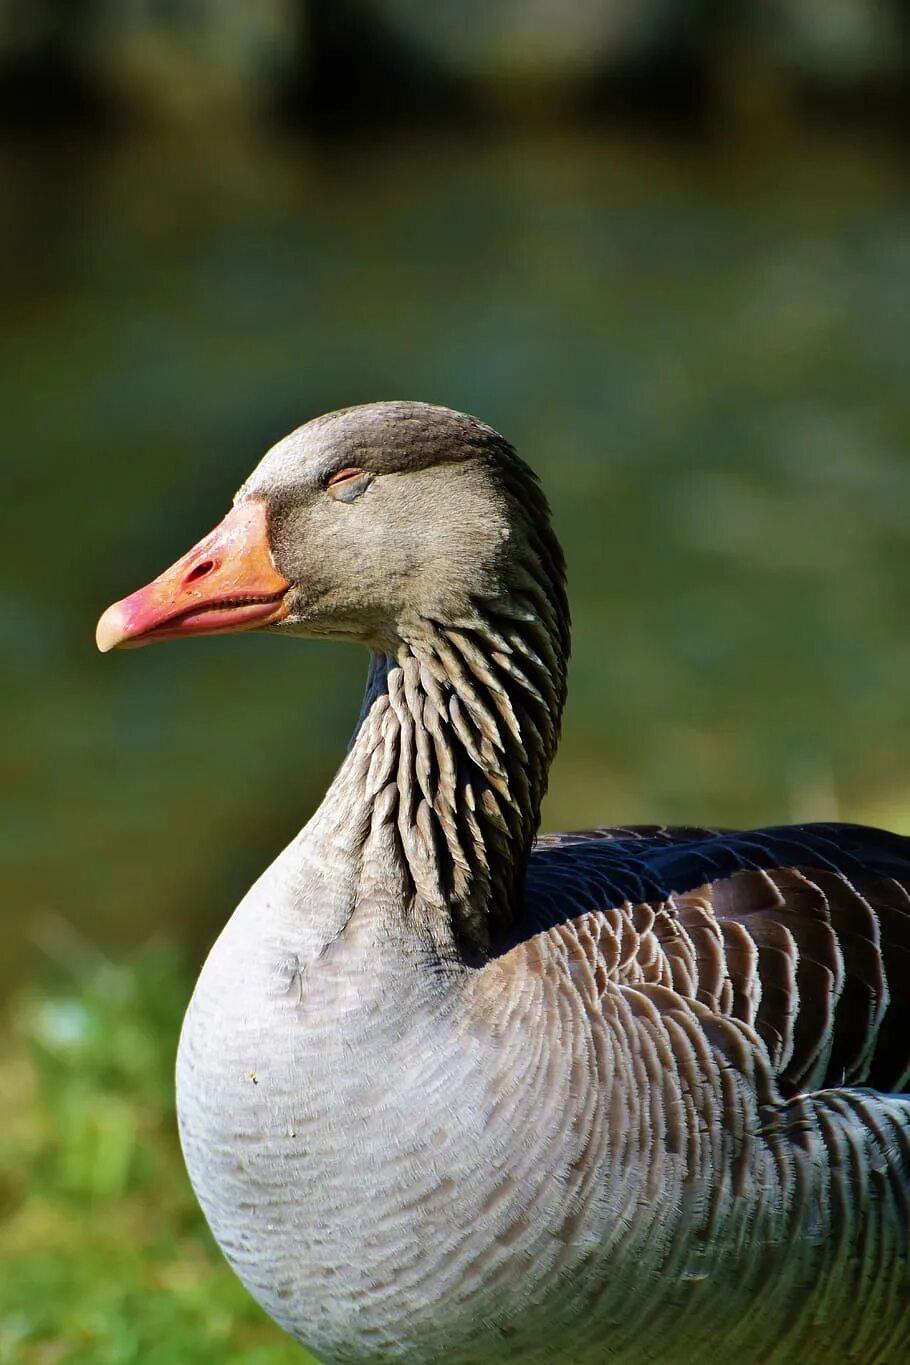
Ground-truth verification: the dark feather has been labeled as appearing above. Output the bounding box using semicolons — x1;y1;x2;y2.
516;822;910;1095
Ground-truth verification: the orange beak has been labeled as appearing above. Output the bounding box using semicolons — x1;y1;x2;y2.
95;499;291;652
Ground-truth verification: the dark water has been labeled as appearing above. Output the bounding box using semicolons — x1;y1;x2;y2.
3;127;910;997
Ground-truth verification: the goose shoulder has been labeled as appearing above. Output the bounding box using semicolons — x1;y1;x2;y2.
474;821;910;1098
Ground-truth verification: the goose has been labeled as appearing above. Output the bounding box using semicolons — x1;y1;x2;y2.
96;401;910;1363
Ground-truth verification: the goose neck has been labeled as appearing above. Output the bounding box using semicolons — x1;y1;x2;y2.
310;601;565;963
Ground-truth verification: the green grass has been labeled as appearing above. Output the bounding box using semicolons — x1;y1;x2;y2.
0;949;313;1365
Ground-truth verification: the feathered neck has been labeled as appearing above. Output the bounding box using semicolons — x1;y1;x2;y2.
334;576;568;962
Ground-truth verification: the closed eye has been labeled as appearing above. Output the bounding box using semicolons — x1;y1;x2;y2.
325;467;373;502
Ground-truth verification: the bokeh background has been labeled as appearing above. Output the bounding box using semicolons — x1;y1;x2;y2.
3;3;910;1361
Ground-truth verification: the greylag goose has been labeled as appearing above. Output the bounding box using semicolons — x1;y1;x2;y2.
96;402;910;1364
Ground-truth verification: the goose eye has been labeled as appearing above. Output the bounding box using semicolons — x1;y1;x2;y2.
325;468;373;503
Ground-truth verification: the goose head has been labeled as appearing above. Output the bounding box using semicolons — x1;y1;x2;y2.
96;401;565;659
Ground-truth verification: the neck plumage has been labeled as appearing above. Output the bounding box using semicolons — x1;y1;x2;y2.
301;592;568;966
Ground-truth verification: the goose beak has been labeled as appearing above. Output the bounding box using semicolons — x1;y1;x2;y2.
95;499;291;652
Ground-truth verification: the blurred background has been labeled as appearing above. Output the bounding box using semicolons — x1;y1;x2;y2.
3;2;910;1360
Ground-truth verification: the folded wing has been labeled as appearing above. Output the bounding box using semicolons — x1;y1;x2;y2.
523;821;910;1095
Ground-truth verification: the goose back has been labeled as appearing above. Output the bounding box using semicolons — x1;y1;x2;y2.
521;821;910;1094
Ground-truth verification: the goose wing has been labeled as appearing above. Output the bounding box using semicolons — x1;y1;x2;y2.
523;822;910;1094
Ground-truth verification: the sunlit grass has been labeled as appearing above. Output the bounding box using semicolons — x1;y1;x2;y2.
0;949;312;1365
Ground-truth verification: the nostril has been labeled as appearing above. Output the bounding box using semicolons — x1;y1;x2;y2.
185;559;216;584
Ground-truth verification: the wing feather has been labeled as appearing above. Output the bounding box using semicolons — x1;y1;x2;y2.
519;821;910;1094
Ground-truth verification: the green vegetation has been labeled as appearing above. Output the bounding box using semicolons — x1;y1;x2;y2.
0;949;312;1365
